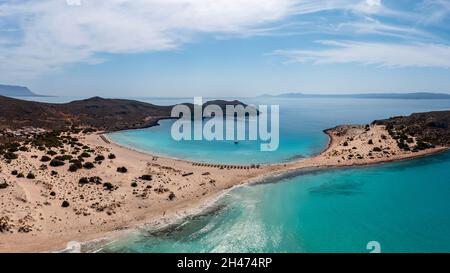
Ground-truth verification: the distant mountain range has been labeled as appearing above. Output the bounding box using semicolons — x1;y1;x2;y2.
0;84;42;97
261;92;450;100
2;82;450;100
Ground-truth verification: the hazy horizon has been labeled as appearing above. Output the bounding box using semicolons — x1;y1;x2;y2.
39;91;450;98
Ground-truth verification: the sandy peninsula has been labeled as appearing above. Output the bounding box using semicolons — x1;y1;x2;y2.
0;124;447;253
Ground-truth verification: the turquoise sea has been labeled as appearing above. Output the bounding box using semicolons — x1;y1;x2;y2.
19;96;450;252
101;153;450;253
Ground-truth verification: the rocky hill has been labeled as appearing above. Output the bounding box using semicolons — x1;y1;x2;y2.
0;84;38;97
0;96;253;132
373;111;450;147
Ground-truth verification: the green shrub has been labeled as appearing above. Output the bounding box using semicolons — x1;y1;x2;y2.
40;155;51;162
49;159;65;167
139;175;152;181
373;147;382;152
398;141;409;150
46;150;57;156
4;152;18;160
2;142;20;153
94;155;105;161
416;141;432;150
77;156;85;162
61;201;70;208
68;164;79;172
89;176;102;185
83;162;95;169
117;167;127;173
54;155;72;161
79;177;89;185
69;159;83;171
8;147;18;153
80;152;90;158
69;159;82;165
82;128;96;134
103;182;114;191
32;132;63;149
168;192;176;201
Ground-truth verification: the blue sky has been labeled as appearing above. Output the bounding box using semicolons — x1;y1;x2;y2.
1;0;450;97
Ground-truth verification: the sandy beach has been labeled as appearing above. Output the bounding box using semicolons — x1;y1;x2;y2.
0;124;447;252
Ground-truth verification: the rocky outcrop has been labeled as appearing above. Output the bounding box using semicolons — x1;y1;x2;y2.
373;111;450;147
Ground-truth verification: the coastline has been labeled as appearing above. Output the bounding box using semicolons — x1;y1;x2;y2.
80;126;449;252
0;124;447;253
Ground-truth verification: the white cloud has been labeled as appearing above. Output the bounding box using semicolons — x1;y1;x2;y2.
366;0;381;7
418;0;450;24
336;17;436;40
273;40;450;68
0;0;446;80
0;0;301;79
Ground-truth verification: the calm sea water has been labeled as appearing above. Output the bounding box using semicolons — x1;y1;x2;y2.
102;98;450;253
19;96;450;252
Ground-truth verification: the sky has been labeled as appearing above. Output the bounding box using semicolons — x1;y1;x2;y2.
1;0;450;97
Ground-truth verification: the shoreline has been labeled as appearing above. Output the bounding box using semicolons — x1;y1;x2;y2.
80;182;250;253
1;124;447;253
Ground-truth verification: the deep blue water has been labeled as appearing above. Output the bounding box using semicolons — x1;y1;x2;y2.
101;98;450;253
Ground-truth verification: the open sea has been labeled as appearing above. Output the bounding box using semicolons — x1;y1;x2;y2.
20;96;450;252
